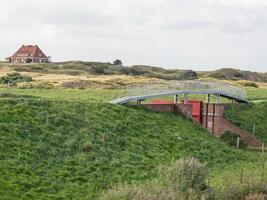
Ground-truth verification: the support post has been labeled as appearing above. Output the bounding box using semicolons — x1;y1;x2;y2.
253;123;256;135
237;137;240;149
216;94;221;104
137;99;144;104
261;143;265;181
206;94;211;103
205;103;209;129
212;103;215;133
174;94;179;104
184;93;189;104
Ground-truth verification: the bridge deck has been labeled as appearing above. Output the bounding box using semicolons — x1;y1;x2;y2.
110;90;249;104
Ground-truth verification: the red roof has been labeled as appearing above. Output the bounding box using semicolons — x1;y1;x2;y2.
8;45;48;59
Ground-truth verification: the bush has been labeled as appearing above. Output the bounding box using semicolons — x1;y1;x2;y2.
179;70;198;80
82;142;94;152
18;82;54;89
113;59;123;65
101;157;214;200
91;65;107;74
219;182;267;200
0;72;32;85
35;82;54;89
221;131;247;149
237;81;259;88
245;193;265;200
62;80;92;89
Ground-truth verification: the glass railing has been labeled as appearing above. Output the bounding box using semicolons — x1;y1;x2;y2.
121;80;247;99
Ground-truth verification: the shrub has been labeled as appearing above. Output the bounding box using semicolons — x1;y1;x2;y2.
18;82;54;89
0;72;32;85
62;80;92;89
64;70;82;76
113;59;123;65
245;193;265;200
237;81;259;88
219;182;267;200
35;82;54;89
221;131;247;149
82;142;94;152
91;65;107;74
14;66;46;72
101;157;215;200
179;70;198;80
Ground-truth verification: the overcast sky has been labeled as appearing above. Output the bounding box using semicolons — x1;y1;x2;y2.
0;0;267;72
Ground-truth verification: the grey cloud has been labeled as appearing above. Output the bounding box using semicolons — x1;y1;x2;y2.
162;20;213;31
0;0;267;72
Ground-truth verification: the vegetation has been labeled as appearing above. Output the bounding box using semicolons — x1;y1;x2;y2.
201;68;267;82
102;157;267;200
1;62;267;83
0;72;32;85
113;59;123;65
221;131;247;149
0;88;121;102
225;102;267;143
0;90;264;199
236;80;259;88
247;88;267;101
101;157;214;200
18;82;55;89
0;61;198;81
217;182;267;200
0;66;266;199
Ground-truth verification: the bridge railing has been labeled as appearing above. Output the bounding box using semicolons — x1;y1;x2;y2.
122;80;247;100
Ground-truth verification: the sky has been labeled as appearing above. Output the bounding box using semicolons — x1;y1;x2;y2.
0;0;267;72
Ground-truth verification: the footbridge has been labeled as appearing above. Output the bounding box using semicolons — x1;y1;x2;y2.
110;81;249;104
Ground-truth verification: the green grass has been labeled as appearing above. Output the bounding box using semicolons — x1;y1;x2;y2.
210;161;267;191
0;92;262;199
225;102;267;143
0;87;267;199
0;88;123;102
247;88;267;100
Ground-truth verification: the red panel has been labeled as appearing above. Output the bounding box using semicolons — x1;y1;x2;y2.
151;99;203;124
188;100;203;124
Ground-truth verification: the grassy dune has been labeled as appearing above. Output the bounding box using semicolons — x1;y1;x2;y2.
0;90;264;199
0;86;267;199
225;102;267;143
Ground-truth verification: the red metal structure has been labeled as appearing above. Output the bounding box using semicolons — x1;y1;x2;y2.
152;99;203;124
188;100;203;124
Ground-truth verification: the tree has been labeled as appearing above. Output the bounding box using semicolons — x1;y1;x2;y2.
113;59;122;65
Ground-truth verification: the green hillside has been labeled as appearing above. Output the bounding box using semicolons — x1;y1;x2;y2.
0;91;261;199
225;102;267;143
0;61;198;81
3;62;267;84
200;68;267;82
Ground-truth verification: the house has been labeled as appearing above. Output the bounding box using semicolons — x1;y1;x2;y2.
5;45;50;63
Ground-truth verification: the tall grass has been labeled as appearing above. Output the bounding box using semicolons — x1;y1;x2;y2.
101;157;214;200
225;102;267;143
0;97;259;199
0;88;266;199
